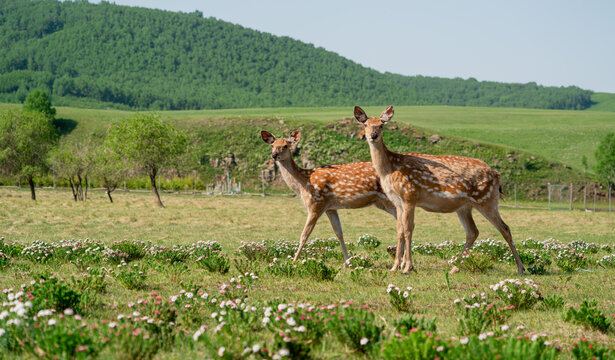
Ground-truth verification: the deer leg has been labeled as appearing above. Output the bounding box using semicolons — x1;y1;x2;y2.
374;200;397;219
325;210;349;262
450;207;480;274
401;204;416;274
293;210;322;262
391;207;404;272
478;206;525;275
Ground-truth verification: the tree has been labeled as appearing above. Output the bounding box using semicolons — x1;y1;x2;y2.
92;139;129;203
0;110;58;200
105;113;189;207
49;137;97;201
23;90;56;120
594;133;615;187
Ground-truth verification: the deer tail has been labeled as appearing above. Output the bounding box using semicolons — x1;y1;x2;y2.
498;185;505;200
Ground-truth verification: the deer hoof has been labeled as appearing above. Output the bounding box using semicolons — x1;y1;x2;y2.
449;266;460;274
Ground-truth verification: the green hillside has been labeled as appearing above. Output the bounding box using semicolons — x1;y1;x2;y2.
0;103;598;199
589;93;615;111
0;0;593;110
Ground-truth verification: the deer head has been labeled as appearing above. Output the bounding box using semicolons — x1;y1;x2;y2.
261;130;300;162
354;106;394;143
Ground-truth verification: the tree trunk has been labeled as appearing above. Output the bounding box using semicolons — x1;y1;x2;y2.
106;186;114;203
84;175;88;201
69;177;78;201
149;172;164;208
77;174;83;201
27;176;36;200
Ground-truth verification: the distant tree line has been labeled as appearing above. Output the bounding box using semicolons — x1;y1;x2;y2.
0;0;593;110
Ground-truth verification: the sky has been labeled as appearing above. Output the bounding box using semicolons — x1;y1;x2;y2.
95;0;615;93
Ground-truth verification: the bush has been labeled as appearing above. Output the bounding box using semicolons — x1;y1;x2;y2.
357;234;381;249
195;251;231;274
380;327;448;359
298;258;338;281
325;303;383;353
556;249;588;272
0;251;9;268
541;295;565;310
596;254;615;269
571;338;615;360
392;314;437;333
489;278;542;310
112;262;147;290
449;249;496;273
110;240;148;262
345;254;374;268
564;299;611;333
454;294;513;335
387;283;413;313
24;276;82;314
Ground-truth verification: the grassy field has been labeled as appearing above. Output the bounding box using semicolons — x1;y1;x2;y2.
0;188;614;358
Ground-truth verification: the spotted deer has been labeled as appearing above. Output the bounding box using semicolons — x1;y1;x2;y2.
261;130;396;261
353;106;525;275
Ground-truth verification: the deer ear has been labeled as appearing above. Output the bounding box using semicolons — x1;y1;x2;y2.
380;105;394;123
289;131;301;144
261;130;276;144
354;106;368;124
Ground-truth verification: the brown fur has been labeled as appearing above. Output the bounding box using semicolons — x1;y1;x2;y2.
354;106;525;275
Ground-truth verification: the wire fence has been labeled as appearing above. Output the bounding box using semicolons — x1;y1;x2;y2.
2;178;613;212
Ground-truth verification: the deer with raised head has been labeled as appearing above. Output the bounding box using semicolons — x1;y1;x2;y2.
353;106;525;275
261;130;396;261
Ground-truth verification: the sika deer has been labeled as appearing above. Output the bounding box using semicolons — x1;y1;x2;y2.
261;130;396;261
353;106;525;275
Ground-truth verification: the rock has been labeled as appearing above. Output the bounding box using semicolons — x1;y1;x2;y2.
414;136;425;142
261;159;277;183
429;134;442;144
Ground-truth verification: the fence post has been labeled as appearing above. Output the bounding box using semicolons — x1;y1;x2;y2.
261;171;265;197
547;182;551;210
53;177;56;189
569;183;573;211
594;187;597;212
18;180;21;188
583;186;586;211
123;181;126;192
514;184;517;208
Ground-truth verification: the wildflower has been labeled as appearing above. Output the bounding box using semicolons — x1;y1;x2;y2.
517;325;525;331
252;344;261;353
48;319;57;326
76;345;88;352
279;349;290;356
360;337;369;345
436;346;444;352
193;325;207;341
478;333;487;340
460;337;469;345
217;347;226;356
501;325;510;331
64;308;74;316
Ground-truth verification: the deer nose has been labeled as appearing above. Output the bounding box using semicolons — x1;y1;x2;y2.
272;153;279;160
370;133;378;140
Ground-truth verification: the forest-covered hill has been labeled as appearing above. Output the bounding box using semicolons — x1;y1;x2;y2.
0;0;595;110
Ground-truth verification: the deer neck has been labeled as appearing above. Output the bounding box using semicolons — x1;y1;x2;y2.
368;140;395;179
276;157;309;194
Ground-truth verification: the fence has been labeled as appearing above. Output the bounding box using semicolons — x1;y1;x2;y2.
545;183;612;212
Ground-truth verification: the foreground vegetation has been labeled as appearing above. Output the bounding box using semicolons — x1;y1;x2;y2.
0;189;613;358
0;0;594;110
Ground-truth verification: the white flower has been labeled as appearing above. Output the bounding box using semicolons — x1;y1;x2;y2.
109;322;118;328
262;317;270;325
211;312;218;319
360;337;368;345
478;333;487;340
501;325;510;331
294;325;306;332
252;344;261;353
48;319;57;326
0;311;9;320
217;347;226;356
436;346;444;352
64;308;74;316
278;304;287;311
286;317;296;326
454;298;461;304
460;337;469;345
517;325;525;331
279;348;290;356
193;325;207;341
403;291;409;298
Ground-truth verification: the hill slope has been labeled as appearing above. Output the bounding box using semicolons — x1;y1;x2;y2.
0;0;593;110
